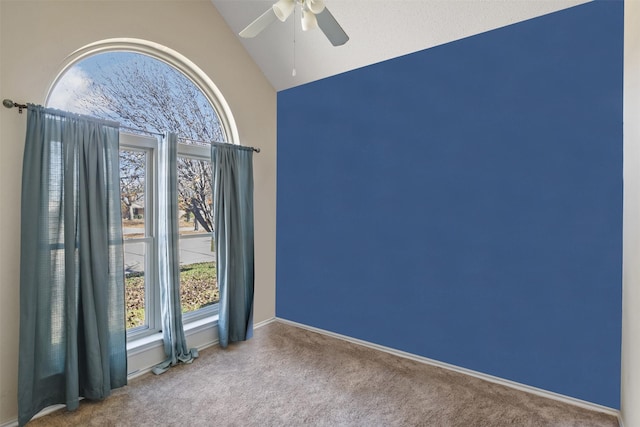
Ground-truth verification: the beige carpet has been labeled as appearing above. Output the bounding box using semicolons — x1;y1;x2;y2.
29;321;618;426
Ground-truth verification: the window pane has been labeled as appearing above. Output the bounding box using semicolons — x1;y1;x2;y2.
120;150;146;239
124;241;146;329
179;236;218;313
177;158;212;236
48;52;226;145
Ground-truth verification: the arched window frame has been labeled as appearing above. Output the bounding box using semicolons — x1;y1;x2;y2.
46;38;239;144
46;39;238;341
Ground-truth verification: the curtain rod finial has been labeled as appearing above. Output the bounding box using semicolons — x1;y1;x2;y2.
3;99;27;113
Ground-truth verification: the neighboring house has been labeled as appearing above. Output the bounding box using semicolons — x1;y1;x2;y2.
130;202;144;220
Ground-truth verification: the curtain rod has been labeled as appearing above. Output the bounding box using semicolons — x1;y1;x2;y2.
3;99;28;113
2;98;260;153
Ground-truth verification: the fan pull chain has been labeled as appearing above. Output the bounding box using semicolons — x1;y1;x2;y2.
292;5;297;77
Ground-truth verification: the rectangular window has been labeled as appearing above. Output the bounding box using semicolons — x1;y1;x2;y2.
121;134;217;338
120;135;158;335
177;147;218;320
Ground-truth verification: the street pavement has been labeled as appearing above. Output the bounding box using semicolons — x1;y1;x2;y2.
124;234;215;274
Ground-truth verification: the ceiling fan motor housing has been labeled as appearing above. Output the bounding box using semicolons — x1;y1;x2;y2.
307;0;326;14
273;0;295;22
240;0;349;47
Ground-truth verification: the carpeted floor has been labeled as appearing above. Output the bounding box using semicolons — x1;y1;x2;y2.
29;321;618;426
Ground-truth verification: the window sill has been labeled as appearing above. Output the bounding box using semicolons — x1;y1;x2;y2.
126;315;219;376
126;331;164;356
184;314;219;336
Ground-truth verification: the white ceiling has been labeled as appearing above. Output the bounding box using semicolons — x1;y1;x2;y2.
211;0;591;92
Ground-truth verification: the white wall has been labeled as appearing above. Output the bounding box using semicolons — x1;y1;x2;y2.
622;0;640;425
0;1;276;423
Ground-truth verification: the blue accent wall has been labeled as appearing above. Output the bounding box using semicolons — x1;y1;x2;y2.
276;1;623;408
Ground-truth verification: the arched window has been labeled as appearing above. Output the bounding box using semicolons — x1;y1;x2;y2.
48;41;236;336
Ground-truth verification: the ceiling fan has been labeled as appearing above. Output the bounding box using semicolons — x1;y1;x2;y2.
239;0;349;47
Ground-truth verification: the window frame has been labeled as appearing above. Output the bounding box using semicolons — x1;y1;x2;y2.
121;132;161;340
45;39;238;344
46;38;239;146
176;141;219;323
122;133;218;340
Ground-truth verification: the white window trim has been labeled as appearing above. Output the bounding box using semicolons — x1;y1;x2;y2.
176;141;219;324
126;315;219;378
121;133;220;376
45;37;240;145
121;133;161;340
44;38;236;362
121;133;219;342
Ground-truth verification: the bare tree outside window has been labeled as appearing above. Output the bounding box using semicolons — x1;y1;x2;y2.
49;52;223;328
120;150;145;227
71;53;222;231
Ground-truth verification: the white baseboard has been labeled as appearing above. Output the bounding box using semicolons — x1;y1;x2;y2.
275;317;622;423
8;316;618;427
254;317;277;329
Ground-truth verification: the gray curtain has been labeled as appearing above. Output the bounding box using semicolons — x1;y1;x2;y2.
211;142;255;348
18;105;127;426
152;133;197;374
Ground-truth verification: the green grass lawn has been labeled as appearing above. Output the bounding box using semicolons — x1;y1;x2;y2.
125;262;218;330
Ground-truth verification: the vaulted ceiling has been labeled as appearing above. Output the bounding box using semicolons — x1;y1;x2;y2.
211;0;591;92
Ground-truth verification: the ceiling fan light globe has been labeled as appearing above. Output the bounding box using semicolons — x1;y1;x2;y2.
301;9;318;31
307;0;325;14
273;0;295;22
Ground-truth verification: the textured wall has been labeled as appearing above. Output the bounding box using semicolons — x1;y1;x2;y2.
277;1;622;408
0;1;276;423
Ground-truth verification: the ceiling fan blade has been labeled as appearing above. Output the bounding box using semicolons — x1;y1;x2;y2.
239;8;278;38
316;7;349;46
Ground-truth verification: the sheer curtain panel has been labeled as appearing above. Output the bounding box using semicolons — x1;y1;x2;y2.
211;143;255;348
152;133;197;374
18;105;127;426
